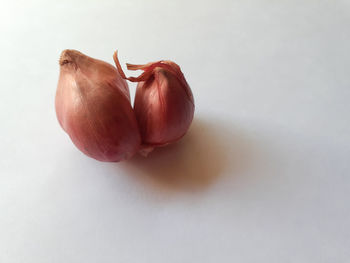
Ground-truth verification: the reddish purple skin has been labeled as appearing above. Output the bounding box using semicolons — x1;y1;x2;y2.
133;62;195;147
56;50;141;162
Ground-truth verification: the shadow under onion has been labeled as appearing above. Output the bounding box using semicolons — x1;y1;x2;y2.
120;118;251;192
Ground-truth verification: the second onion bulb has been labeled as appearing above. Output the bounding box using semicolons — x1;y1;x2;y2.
114;52;195;153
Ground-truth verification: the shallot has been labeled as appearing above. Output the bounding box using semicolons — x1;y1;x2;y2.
55;49;141;162
114;52;195;151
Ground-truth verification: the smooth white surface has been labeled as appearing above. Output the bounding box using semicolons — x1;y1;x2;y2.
1;0;350;262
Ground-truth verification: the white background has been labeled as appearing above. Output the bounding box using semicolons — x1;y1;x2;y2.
1;0;349;262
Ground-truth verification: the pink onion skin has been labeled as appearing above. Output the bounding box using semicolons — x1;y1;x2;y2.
56;50;141;162
114;53;195;148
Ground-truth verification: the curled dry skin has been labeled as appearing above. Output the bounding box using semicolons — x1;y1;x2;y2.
114;52;195;152
56;50;141;162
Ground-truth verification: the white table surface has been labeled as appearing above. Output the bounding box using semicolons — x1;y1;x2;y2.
1;0;349;262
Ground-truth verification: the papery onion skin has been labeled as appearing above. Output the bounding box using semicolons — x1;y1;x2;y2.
114;52;195;148
56;49;141;162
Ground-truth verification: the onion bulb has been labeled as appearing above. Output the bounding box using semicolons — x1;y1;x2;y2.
55;49;141;162
114;52;195;151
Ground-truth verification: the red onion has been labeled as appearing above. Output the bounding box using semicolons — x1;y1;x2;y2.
114;52;195;152
55;50;141;162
